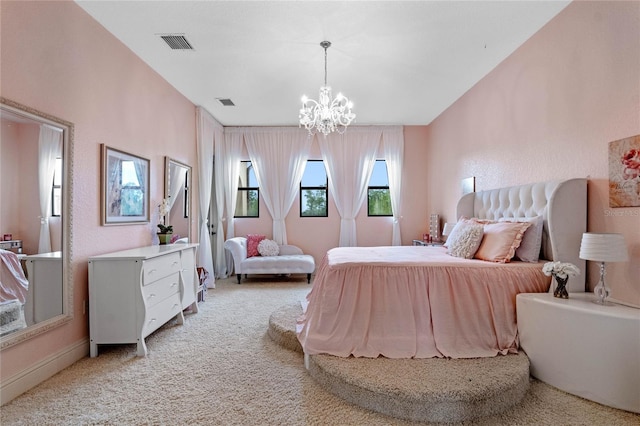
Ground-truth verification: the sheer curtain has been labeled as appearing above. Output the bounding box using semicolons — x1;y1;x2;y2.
319;127;381;247
245;128;310;244
167;164;185;211
212;126;227;278
222;130;243;239
382;126;404;245
196;107;216;288
37;124;62;253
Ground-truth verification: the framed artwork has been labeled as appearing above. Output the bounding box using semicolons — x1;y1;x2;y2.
101;144;150;225
609;135;640;208
462;176;475;195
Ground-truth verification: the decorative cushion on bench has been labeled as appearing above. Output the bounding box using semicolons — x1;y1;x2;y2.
224;237;315;284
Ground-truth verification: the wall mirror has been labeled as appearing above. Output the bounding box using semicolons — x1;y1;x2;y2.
0;97;74;349
164;157;191;241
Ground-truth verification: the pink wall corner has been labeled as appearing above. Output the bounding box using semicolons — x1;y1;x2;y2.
1;1;198;382
425;0;640;306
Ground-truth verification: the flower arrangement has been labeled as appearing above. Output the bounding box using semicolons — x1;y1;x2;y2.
542;261;580;279
543;261;580;299
158;198;170;217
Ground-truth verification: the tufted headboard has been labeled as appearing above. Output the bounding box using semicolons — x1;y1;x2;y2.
456;178;587;292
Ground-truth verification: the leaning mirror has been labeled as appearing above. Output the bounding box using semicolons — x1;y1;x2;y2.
0;98;73;349
164;157;191;242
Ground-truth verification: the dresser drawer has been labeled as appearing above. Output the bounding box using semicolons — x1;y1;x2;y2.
142;293;182;338
141;272;180;308
142;252;181;284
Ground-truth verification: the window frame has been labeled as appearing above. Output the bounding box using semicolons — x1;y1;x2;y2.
51;157;62;217
367;160;393;217
234;160;260;218
299;160;328;218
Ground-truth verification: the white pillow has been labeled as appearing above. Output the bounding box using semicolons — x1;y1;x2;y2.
498;216;543;262
257;239;279;257
446;222;484;259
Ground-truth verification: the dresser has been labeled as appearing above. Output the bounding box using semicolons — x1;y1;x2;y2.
88;244;199;357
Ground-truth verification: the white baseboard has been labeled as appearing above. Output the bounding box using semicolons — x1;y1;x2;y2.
1;338;89;405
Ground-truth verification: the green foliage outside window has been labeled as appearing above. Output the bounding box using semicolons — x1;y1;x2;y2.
235;189;259;217
302;189;327;216
300;160;328;217
368;188;392;216
367;160;393;216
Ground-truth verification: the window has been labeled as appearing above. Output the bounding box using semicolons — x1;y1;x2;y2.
119;160;144;216
367;160;392;216
51;157;62;216
300;160;328;217
235;161;259;217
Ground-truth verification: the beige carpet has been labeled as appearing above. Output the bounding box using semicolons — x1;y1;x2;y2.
1;277;638;425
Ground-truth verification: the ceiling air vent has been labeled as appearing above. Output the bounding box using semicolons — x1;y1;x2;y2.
160;34;194;50
217;98;235;107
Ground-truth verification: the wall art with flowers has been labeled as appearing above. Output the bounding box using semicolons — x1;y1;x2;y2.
609;135;640;207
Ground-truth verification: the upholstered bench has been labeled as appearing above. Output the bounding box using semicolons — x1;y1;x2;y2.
224;237;315;284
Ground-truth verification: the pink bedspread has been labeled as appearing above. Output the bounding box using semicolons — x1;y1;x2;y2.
296;246;550;359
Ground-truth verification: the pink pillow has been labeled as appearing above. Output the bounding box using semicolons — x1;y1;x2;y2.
474;222;531;263
246;234;265;258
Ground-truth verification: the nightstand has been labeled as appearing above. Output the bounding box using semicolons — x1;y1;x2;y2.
412;240;444;247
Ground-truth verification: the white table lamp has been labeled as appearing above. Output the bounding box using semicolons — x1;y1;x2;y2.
442;223;455;238
579;233;629;306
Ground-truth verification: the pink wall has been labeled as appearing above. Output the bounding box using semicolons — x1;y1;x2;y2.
1;1;198;381
0;120;44;253
233;125;430;265
426;1;640;306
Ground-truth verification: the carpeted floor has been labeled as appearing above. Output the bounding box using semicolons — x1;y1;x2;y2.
1;277;638;425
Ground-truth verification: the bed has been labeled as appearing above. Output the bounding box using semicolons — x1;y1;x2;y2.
296;178;587;359
0;249;29;336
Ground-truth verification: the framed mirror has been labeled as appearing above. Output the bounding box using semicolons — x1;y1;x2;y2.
164;157;191;241
0;97;74;349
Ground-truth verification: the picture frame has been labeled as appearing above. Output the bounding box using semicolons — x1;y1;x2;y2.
101;144;150;225
608;135;640;208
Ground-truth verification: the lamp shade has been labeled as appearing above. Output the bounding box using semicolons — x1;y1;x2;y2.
579;233;628;262
442;223;455;237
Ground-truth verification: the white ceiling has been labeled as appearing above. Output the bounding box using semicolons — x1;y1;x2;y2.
75;1;570;127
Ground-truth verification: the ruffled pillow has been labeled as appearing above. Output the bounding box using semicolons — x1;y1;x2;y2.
246;234;265;258
446;221;484;259
474;221;532;263
257;239;279;257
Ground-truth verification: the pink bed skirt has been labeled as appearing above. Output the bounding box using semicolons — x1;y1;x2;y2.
296;246;550;359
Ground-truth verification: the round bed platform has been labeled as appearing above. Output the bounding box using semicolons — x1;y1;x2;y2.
268;302;531;423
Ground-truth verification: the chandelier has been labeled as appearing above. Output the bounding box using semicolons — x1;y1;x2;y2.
299;41;355;136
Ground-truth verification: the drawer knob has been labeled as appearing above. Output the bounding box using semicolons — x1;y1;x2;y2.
171;282;178;287
149;269;157;275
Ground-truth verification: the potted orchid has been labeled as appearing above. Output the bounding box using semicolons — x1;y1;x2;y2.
157;198;173;245
157;224;173;245
542;261;580;299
